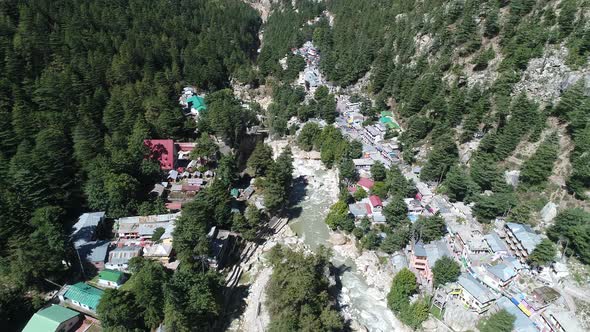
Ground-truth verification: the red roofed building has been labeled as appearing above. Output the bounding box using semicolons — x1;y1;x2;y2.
144;139;175;170
181;185;201;192
165;202;182;211
369;195;383;213
357;177;375;191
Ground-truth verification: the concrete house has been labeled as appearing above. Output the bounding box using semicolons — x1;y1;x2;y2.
409;240;452;285
105;245;142;271
144;244;174;264
456;273;497;314
368;195;383;213
97;269;126;289
23;305;80;332
504;222;542;262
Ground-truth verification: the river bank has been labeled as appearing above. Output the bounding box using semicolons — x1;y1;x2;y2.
229;144;408;331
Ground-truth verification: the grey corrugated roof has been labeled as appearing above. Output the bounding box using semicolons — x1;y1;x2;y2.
496;297;538;332
487;263;517;282
458;273;495;303
505;223;542;253
485;233;509;253
413;239;452;267
348;203;369;217
71;212;105;249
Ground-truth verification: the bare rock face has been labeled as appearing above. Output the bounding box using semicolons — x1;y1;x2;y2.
329;232;348;245
513;46;590;103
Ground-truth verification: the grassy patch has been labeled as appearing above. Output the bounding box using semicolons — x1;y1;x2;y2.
430;305;443;319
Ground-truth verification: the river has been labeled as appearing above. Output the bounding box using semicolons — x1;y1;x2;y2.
288;157;402;332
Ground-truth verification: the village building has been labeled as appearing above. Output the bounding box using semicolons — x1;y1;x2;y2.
144;139;175;170
105;245;142;271
484;260;520;289
408;239;453;285
372;212;387;224
60;283;103;314
357;177;375;191
405;198;424;214
368;195;383;213
144;244;174;264
484;232;510;255
496;297;538;332
447;222;488;257
97;269;126;289
503;222;542;262
353;158;374;171
115;213;179;242
455;273;497;314
71;212;109;271
207;227;234;270
541;306;584;332
22;305;81;332
415;182;434;204
362;124;386;144
349;202;372;219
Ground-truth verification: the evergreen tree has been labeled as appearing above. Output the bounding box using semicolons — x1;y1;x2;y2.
421;133;458;182
528;239;557;268
247;142;273;177
478;309;515;332
520;134;559;186
371;161;387;181
432;256;461;287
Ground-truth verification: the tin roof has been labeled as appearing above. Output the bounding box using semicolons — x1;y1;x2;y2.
458;273;496;303
98;269;124;283
23;305;79;332
64;283;104;311
505;223;542;253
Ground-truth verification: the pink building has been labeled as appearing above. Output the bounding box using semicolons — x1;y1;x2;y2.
409;240;452;285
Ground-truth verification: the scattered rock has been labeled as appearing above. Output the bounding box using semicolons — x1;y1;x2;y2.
329;233;348;245
540;202;558;223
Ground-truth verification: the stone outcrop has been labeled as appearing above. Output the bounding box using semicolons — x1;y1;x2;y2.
513;46;590;103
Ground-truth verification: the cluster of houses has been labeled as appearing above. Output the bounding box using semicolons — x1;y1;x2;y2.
178;86;207;119
293;41;322;92
144;138;217;211
402;209;583;332
334;99;584;331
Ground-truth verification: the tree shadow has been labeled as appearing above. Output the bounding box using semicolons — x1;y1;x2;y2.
329;262;354;332
286;175;308;219
217;284;251;332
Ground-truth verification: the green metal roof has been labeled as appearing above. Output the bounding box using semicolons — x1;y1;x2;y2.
64;282;104;311
98;269;124;283
187;95;206;111
22;305;79;332
230;188;239;198
379;117;400;129
380;111;393;118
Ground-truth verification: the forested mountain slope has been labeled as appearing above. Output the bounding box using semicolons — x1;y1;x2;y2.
0;0;260;327
256;0;590;199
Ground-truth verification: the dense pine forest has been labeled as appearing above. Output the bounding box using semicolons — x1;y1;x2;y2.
0;0;261;328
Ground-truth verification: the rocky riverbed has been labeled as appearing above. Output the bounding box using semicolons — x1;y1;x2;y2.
230;144;409;331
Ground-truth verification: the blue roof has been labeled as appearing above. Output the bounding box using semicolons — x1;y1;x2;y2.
458;273;496;303
504;256;523;270
496;297;539;332
505;223;542;253
484;233;509;253
487;263;517;282
414;241;427;256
